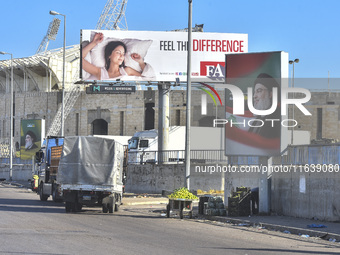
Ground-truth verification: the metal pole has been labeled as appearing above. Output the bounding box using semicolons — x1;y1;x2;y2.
10;53;13;181
289;58;299;145
61;14;66;137
0;51;13;180
50;11;66;137
158;84;164;163
185;0;192;189
291;62;294;145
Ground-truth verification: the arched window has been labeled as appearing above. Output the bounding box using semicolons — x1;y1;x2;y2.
92;119;108;135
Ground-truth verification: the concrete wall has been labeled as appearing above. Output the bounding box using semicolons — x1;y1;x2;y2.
0;163;33;181
125;163;227;194
271;168;340;221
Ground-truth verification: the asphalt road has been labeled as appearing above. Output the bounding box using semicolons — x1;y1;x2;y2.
0;183;339;255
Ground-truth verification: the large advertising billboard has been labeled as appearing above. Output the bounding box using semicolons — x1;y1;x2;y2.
224;52;288;157
80;30;248;83
20;119;45;160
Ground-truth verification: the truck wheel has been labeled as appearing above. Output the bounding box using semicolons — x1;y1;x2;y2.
76;203;83;212
102;203;108;213
39;185;49;201
52;186;63;203
114;203;119;212
108;203;114;213
65;202;72;213
71;201;80;213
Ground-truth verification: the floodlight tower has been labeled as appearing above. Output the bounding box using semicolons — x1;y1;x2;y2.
96;0;128;30
36;18;61;54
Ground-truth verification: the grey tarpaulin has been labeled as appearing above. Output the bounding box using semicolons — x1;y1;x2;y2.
57;136;123;186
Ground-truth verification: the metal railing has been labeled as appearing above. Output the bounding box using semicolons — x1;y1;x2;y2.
273;144;340;165
127;149;228;164
128;144;340;165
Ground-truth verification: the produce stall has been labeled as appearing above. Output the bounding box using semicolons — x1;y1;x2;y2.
166;187;198;219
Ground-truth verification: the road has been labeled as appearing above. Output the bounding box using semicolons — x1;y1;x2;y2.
0;183;339;255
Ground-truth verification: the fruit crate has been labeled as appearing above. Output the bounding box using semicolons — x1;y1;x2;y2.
236;187;250;193
166;198;195;219
228;188;251;217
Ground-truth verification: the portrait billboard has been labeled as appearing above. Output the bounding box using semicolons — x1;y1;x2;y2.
80;30;248;83
20;119;45;160
224;51;288;156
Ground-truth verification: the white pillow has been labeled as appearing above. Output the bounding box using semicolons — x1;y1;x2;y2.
122;38;153;72
81;40;92;79
89;32;152;73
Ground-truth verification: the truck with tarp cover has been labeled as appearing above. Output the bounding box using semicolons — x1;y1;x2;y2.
57;136;124;213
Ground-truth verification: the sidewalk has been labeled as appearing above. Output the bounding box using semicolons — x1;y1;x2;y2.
122;193;340;242
4;180;340;243
204;214;340;242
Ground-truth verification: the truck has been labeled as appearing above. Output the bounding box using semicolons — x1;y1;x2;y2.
34;136;64;202
127;126;225;164
57;136;124;213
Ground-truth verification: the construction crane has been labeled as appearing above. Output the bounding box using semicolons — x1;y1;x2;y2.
96;0;128;30
36;18;61;54
171;24;204;32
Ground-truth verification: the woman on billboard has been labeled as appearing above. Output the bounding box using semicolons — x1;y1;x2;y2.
82;32;153;80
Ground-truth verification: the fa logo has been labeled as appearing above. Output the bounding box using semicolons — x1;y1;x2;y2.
200;61;225;80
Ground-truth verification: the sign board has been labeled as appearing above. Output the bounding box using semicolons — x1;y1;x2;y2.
80;30;248;83
86;85;136;94
20;119;45;160
224;51;289;157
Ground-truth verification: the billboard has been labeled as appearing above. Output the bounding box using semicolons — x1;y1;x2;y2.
80;30;248;83
20;119;45;160
224;51;288;157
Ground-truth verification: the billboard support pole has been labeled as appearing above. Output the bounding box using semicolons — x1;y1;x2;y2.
158;82;170;164
185;0;193;190
259;156;270;214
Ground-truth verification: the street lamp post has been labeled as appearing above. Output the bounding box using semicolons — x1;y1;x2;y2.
0;51;13;181
50;10;66;137
289;58;299;145
185;0;193;190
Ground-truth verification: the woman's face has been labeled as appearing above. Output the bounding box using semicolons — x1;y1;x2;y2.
109;45;125;66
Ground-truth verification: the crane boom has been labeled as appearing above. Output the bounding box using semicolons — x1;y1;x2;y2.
96;0;128;30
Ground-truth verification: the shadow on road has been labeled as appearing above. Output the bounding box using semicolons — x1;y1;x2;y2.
0;198;65;214
206;247;340;254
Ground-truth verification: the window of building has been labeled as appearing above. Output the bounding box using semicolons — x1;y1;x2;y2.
92;119;108;135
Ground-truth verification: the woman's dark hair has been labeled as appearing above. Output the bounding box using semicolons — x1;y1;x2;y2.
104;41;127;70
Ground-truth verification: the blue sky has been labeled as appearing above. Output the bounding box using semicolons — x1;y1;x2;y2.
0;0;339;88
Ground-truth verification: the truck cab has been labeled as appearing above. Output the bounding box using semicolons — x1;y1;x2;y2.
127;130;158;164
35;136;64;202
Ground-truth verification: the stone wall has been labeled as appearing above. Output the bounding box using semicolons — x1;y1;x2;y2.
0;88;224;148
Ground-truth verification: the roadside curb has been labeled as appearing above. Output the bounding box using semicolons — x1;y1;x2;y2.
203;215;340;242
122;201;168;206
1;181;29;188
